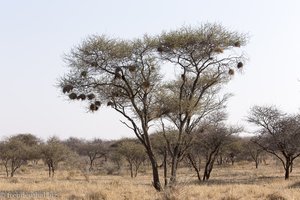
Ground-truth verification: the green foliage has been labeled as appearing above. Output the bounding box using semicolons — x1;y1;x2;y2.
0;133;41;177
59;23;247;190
41;136;74;177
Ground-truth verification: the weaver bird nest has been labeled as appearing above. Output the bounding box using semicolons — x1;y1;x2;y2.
90;104;99;111
87;93;95;100
69;93;77;100
77;94;86;100
63;85;73;93
237;62;243;69
94;101;101;106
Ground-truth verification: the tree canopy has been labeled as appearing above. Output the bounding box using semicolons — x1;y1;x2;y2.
59;23;247;190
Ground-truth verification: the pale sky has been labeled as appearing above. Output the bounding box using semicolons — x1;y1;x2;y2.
1;0;300;140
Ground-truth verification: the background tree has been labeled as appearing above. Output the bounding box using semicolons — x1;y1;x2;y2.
248;105;300;179
157;24;246;184
0;134;41;177
77;139;108;171
244;137;264;169
187;112;241;181
117;139;147;178
41;137;73;177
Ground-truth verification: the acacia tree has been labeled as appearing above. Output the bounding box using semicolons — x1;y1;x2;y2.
186;113;241;181
0;134;41;177
60;35;165;190
117;139;147;178
157;24;246;183
41;137;72;177
77;139;108;171
245;138;264;169
59;23;246;190
248;105;300;179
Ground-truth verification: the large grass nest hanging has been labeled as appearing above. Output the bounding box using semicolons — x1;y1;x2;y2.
63;85;73;93
157;46;164;53
128;65;136;72
114;73;122;79
77;94;86;100
89;104;98;111
107;101;113;106
94;101;101;106
91;62;98;67
80;71;87;77
69;93;77;100
228;69;235;75
87;93;95;100
234;41;241;47
142;81;151;89
237;62;243;69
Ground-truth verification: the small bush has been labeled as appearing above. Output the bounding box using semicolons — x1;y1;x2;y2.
68;194;84;200
266;193;287;200
159;187;181;200
9;178;19;184
85;191;106;200
221;195;240;200
66;171;76;180
289;181;300;188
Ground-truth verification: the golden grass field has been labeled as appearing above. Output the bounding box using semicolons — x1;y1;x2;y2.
1;160;300;200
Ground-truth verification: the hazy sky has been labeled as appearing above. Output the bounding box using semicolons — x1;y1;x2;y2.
1;0;300;140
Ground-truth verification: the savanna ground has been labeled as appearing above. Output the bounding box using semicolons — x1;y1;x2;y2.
1;160;300;200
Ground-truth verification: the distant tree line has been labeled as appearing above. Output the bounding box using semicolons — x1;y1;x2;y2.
1;113;299;182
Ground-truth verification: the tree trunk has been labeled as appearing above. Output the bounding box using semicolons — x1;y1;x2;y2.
146;149;161;191
51;163;55;178
163;148;168;187
48;163;51;177
4;162;9;177
134;166;138;177
285;159;291;180
10;161;15;177
203;163;210;181
129;163;134;178
255;159;259;169
89;158;94;171
170;146;179;185
285;166;290;180
187;154;201;181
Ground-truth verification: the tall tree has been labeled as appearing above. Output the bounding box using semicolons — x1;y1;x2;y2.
248;105;300;179
59;23;246;190
157;24;246;183
60;35;164;190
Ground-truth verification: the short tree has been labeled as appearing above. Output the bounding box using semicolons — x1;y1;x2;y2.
0;134;41;177
187;113;241;181
41;137;72;177
117;139;147;178
248;105;300;179
245;138;264;169
77;139;108;171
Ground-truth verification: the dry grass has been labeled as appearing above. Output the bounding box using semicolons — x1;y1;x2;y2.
0;161;300;199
